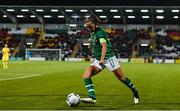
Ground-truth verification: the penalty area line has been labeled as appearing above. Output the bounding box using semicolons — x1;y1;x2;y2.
0;74;42;82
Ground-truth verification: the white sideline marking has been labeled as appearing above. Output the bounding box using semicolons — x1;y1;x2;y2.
0;74;42;81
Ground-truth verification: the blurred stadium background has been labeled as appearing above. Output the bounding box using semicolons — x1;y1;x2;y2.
0;0;180;110
0;6;179;63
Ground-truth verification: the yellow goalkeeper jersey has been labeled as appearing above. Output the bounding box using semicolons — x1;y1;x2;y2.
2;48;10;57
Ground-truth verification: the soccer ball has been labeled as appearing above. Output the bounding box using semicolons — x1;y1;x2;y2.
66;93;81;106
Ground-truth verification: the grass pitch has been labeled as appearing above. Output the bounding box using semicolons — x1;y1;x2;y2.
0;61;180;110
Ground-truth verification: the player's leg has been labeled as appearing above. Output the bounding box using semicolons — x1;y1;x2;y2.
112;68;139;104
5;61;8;69
6;57;9;69
105;56;139;104
82;60;103;103
82;66;101;102
3;56;8;69
82;65;102;79
2;56;6;69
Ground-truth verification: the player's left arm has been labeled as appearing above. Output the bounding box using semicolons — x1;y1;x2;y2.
99;38;107;65
2;49;4;54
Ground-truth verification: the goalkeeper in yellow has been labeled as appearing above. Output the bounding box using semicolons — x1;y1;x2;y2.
2;44;10;69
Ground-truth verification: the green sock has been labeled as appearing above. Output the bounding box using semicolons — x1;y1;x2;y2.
121;77;138;94
84;78;96;100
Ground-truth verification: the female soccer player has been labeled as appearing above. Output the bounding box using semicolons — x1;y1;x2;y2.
2;44;10;69
81;15;139;104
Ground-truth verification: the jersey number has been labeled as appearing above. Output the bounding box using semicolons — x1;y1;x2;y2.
109;58;115;68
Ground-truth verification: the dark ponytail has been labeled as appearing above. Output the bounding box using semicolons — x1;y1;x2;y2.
87;14;108;25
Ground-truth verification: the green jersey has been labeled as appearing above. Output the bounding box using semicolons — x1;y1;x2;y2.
91;27;115;60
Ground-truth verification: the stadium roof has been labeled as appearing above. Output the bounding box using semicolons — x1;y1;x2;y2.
0;0;180;6
0;6;180;24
